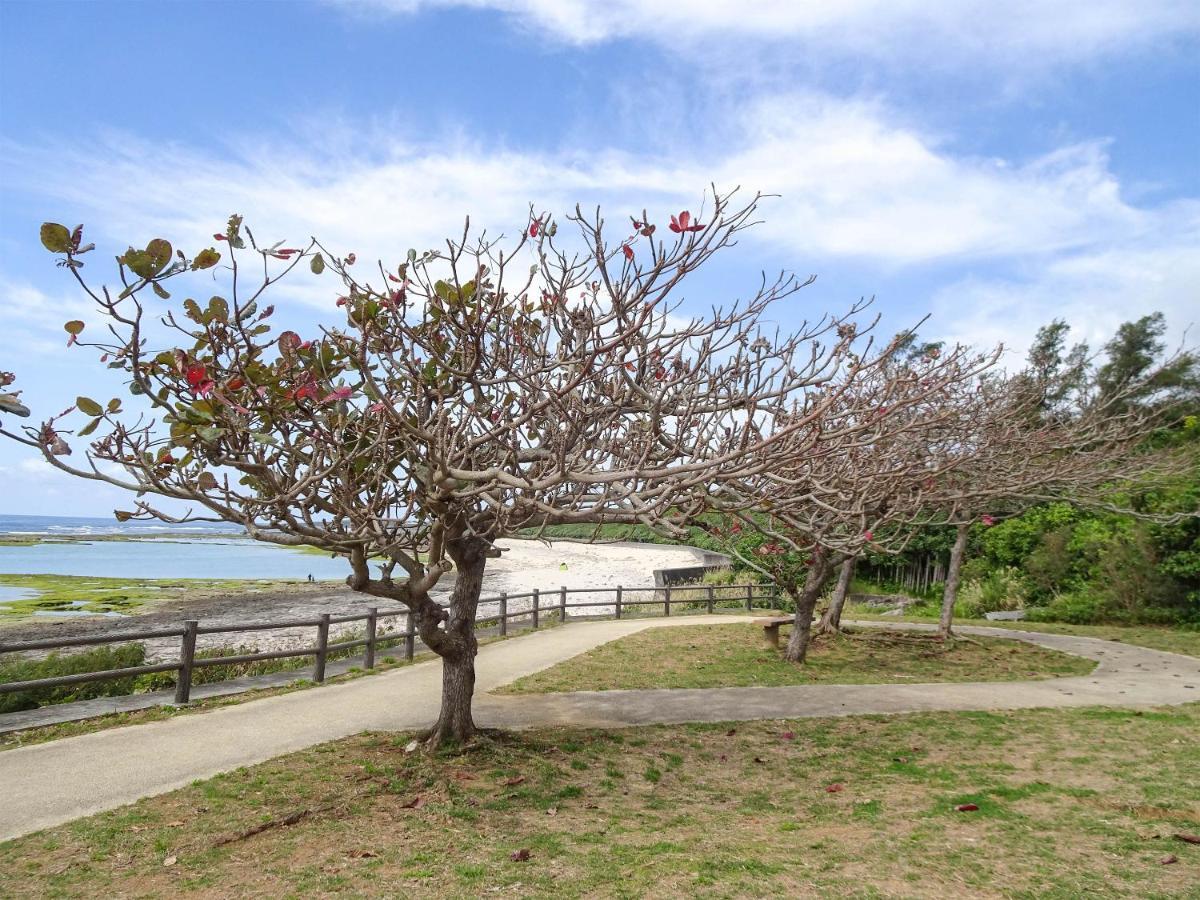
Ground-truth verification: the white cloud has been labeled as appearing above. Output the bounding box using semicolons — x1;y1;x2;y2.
337;0;1200;64
0;95;1171;274
930;206;1200;361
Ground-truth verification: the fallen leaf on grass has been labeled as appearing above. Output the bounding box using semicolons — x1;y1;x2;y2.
165;821;185;828
955;804;980;812
546;807;558;816
781;731;796;741
825;783;845;793
510;848;532;862
404;740;419;753
398;796;425;810
1175;833;1200;845
1160;854;1179;865
725;728;737;736
451;770;478;781
346;849;378;859
162;855;177;868
504;776;527;786
753;756;766;764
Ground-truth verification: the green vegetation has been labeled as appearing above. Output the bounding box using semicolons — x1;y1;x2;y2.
0;573;302;621
0;644;147;714
499;624;1094;693
2;706;1197;897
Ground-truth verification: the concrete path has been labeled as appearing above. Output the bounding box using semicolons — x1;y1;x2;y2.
2;616;1198;842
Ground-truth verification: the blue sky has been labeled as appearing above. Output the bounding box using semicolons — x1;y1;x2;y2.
0;0;1197;516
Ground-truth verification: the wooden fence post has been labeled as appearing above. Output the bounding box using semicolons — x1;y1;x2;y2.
664;586;671;617
174;620;199;704
314;613;330;683
404;612;415;661
615;585;623;619
707;584;715;614
560;586;568;623
365;607;378;669
745;583;753;612
532;589;540;629
499;592;508;636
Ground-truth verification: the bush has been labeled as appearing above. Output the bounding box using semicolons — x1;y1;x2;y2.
954;567;1028;618
0;643;147;713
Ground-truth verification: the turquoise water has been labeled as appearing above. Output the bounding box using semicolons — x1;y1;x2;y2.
0;538;350;581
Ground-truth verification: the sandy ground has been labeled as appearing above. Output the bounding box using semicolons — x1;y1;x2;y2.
1;539;708;660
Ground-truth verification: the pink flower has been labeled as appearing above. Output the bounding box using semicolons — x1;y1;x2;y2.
981;515;996;527
668;211;704;234
863;530;874;541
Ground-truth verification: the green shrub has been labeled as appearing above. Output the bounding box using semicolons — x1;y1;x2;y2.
955;567;1028;618
0;643;147;713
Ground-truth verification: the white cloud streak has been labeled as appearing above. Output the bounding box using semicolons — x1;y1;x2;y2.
337;0;1200;65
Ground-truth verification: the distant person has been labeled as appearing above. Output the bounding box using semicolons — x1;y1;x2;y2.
307;574;315;583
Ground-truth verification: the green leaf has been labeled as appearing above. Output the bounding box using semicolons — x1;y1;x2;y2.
76;396;103;417
106;398;122;413
207;296;229;323
192;248;221;271
64;320;85;336
251;432;278;446
114;510;134;522
197;471;219;491
146;239;173;274
183;298;204;323
152;282;170;300
121;249;154;279
310;253;325;274
40;223;73;253
77;417;102;437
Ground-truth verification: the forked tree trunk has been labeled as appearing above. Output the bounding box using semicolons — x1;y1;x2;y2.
816;555;856;635
784;549;834;664
938;523;970;639
420;538;489;748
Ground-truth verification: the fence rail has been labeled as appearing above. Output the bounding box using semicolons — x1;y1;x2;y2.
0;582;778;705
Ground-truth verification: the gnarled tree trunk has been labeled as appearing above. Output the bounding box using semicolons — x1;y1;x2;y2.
784;548;834;663
938;523;970;639
815;555;855;634
419;537;489;748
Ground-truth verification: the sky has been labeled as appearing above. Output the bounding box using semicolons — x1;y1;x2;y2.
0;0;1197;516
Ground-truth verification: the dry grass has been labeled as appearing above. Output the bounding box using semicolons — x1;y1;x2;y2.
2;703;1197;898
498;624;1095;694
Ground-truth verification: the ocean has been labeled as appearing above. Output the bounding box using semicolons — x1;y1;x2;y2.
0;515;351;581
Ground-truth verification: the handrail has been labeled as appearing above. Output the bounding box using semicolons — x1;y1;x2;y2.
0;582;778;705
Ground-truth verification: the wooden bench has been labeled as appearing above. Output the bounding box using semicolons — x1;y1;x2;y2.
753;616;793;649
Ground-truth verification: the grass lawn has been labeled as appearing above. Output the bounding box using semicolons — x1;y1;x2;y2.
499;624;1095;694
2;705;1197;897
843;606;1200;659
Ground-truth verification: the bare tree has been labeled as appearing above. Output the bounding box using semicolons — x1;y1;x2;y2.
709;342;1002;662
4;192;890;746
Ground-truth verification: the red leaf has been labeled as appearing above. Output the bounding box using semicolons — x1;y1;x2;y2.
622;244;634;261
825;783;845;793
510;848;532;862
669;214;682;234
213;233;227;242
955;803;979;812
529;220;539;238
781;731;795;741
185;364;207;389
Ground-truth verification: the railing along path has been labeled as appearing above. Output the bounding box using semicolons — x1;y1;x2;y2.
0;583;776;704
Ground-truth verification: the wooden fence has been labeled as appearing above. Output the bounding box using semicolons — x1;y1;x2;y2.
0;583;777;705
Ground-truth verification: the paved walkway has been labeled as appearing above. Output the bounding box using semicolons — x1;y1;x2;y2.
1;616;1198;842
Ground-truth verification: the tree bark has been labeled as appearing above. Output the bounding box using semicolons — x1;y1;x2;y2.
420;537;489;748
816;555;856;635
938;523;970;639
783;549;834;663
